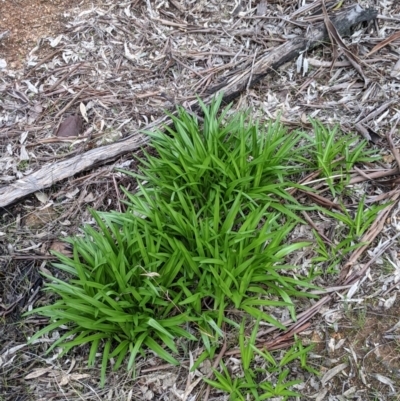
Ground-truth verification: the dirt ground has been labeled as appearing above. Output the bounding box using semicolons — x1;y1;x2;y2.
0;0;91;69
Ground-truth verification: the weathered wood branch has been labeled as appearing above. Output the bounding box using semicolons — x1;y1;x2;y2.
0;5;377;208
0;132;150;208
202;4;378;105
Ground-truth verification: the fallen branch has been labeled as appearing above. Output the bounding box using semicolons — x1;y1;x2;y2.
0;5;377;208
0;132;149;208
201;4;377;105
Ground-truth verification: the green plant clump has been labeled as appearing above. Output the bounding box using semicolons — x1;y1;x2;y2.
204;319;317;400
26;95;380;394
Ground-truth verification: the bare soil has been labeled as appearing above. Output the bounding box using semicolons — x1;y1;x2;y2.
0;0;91;69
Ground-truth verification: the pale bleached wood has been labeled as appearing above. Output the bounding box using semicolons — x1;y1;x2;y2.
0;5;377;208
200;5;378;106
0;132;150;207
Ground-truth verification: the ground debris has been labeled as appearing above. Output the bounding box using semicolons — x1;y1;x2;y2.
1;0;400;400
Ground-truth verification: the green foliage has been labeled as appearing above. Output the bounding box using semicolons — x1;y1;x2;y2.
25;94;380;394
307;119;378;197
311;197;388;274
129;96;310;221
204;319;316;400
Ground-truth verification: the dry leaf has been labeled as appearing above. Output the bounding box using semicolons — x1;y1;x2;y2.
39;264;53;277
385;319;400;333
311;331;323;344
0;30;10;41
34;191;49;204
384;293;397;309
24;207;58;229
19;145;29;161
391;58;400;78
124;42;138;61
383;154;395;163
124;5;131;17
347;280;359;299
20;131;28;144
335;338;346;350
296;53;303;74
50;241;72;257
374;373;395;391
59;374;69;386
25;367;53;380
232;1;243;17
256;0;267;16
83;192;95;202
53;373;90;386
315;388;329;401
49;35;63;47
302;57;309;76
70;373;90;381
0;344;27;368
328;337;335;353
56;114;83;137
320;362;348;385
65;188;80;198
366;31;400;57
79;102;89;122
23;80;38;94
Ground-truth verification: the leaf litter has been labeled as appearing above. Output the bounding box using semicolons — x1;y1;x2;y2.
1;0;400;400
